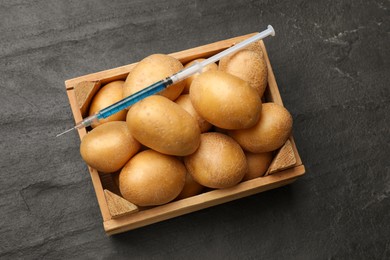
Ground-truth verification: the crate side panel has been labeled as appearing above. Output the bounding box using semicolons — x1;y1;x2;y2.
104;165;305;235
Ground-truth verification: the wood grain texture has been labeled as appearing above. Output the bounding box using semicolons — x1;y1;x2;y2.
104;190;138;218
74;81;101;116
104;166;304;235
1;0;389;259
65;35;305;233
266;139;297;176
64;33;257;89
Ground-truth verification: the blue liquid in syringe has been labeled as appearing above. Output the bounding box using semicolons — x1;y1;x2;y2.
97;78;172;120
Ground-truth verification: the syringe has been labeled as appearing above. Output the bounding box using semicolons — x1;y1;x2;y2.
57;25;275;137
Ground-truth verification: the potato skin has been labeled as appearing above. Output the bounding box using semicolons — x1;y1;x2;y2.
184;133;247;189
176;172;204;200
219;42;268;97
119;150;186;206
88;81;127;128
175;94;212;133
190;71;262;130
243;152;273;181
126;95;201;156
228;103;293;153
123;54;185;101
182;58;218;94
80;121;141;173
241;41;264;54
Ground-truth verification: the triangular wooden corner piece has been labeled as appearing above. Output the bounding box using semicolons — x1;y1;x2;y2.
74;81;101;117
265;139;297;176
104;189;139;218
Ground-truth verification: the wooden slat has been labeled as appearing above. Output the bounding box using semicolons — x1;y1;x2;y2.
288;136;302;166
64;33;257;90
103;165;305;235
65;64;136;90
99;172;121;196
260;40;283;106
259;42;303;167
265;139;297;176
104;189;138;218
168;33;257;64
66;88;111;222
63;33;305;234
73;81;101;117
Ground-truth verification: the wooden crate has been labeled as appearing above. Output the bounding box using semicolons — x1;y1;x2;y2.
64;33;305;235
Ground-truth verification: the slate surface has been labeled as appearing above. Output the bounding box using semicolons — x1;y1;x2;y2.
0;0;389;259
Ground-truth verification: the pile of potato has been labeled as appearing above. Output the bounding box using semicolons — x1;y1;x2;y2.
80;42;293;207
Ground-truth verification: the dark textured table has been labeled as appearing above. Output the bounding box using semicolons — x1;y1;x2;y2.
1;0;389;259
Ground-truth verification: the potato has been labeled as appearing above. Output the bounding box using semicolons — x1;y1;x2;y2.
176;172;204;200
240;41;264;54
190;71;262;130
119;150;186;206
80;121;141;173
219;42;268;97
243;152;273;181
182;58;218;94
175;94;212;133
88;81;127;128
123;54;185;101
228;103;293;153
184;133;247;189
126;95;201;156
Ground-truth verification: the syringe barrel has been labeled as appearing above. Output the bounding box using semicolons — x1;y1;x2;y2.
98;78;170;119
170;61;203;84
170;25;275;84
201;25;275;67
75;114;99;129
60;25;276;136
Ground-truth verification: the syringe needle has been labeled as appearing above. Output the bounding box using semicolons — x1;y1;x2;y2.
56;127;75;137
56;114;99;137
58;25;275;136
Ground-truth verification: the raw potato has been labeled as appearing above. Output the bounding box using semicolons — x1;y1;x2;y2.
176;173;204;200
228;103;293;153
126;95;201;156
184;133;247;189
119;150;186;206
80;122;141;173
88;81;127;128
243;152;273;181
175;94;212;133
182;58;218;94
123;54;185;101
241;41;264;54
190;71;262;130
219;42;268;97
